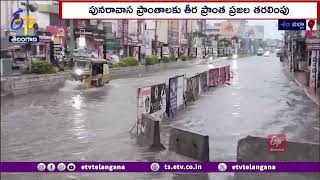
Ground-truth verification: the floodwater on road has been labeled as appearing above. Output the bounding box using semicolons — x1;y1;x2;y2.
1;55;319;180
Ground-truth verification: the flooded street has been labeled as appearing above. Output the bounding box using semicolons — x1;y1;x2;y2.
1;55;319;180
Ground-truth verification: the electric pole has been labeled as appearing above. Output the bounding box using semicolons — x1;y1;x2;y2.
154;20;158;56
68;20;75;63
122;20;125;57
185;20;188;56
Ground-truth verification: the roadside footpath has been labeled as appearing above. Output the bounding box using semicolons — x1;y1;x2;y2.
292;71;320;106
283;69;320;106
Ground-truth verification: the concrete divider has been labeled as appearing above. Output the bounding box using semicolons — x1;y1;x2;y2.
1;72;71;96
110;61;193;79
169;128;209;161
138;114;165;151
237;136;320;162
235;136;320;180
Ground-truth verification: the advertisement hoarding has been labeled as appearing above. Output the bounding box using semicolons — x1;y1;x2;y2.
242;25;264;39
309;51;318;88
220;21;240;38
150;83;166;116
173;47;179;58
156;47;162;59
162;46;170;57
191;75;200;101
168;76;178;115
137;87;151;121
185;78;194;102
208;68;219;87
167;75;185;117
177;76;184;108
225;65;231;82
199;71;208;94
220;66;226;84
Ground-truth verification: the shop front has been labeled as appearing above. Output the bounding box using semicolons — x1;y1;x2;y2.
128;45;141;62
305;31;320;90
47;25;66;46
46;25;67;65
74;29;105;58
34;31;52;62
93;32;105;59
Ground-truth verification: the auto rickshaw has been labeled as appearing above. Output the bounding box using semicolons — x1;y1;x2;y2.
72;57;110;88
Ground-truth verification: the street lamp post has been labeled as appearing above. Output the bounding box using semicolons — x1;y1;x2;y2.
26;0;32;72
20;0;37;72
154;20;158;57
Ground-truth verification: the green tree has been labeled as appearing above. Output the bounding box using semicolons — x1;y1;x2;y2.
214;34;220;41
231;36;239;43
218;38;231;47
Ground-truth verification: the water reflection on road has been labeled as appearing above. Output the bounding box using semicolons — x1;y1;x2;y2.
1;55;319;180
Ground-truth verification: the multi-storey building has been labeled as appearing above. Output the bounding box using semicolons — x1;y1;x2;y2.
205;23;221;35
71;19;105;58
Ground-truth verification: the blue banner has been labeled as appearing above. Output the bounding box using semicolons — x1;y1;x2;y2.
278;20;306;30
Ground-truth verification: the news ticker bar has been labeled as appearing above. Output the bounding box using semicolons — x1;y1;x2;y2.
60;1;318;19
1;162;319;173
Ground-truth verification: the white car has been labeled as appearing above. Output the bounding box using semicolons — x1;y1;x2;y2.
264;51;271;57
257;49;264;56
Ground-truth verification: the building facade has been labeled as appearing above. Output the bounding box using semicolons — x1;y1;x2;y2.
283;30;320;90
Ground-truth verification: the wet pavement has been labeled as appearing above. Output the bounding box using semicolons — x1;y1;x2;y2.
1;54;319;180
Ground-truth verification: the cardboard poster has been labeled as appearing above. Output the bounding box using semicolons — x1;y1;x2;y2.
177;76;184;108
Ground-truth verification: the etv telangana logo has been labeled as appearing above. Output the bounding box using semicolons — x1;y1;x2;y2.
9;9;39;43
268;134;286;152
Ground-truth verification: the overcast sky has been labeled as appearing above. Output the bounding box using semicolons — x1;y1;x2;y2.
208;20;283;40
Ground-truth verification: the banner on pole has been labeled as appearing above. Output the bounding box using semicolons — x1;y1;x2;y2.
135;86;151;134
150;83;166;116
225;65;231;82
199;71;208;94
191;74;200;101
220;66;226;84
167;75;185;117
168;76;178;116
177;76;184;109
309;51;318;88
185;77;194;103
173;47;179;58
208;68;219;87
156;47;161;59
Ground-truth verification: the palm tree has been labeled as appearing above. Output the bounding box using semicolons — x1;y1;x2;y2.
218;38;231;47
214;34;220;41
231;36;239;43
208;34;214;39
192;31;199;38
